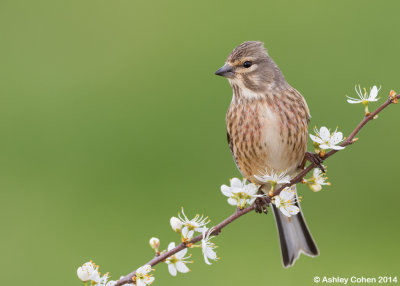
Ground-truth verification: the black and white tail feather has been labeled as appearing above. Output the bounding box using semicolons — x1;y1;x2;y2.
272;186;319;267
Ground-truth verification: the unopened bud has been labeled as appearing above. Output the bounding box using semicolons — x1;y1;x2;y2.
170;216;183;233
77;266;90;281
149;237;160;251
389;90;398;103
309;183;322;192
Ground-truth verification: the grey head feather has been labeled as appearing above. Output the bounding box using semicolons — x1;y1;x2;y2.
226;41;288;92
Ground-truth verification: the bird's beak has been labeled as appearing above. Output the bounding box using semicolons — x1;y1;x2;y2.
215;63;234;78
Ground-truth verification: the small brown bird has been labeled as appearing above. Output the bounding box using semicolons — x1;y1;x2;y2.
215;41;319;267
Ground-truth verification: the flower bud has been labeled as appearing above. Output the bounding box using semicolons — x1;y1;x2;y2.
309;183;322;192
170;216;182;233
389;90;397;99
149;237;160;251
77;261;97;281
77;266;90;281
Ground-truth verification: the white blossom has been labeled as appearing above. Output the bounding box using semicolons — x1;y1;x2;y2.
135;265;155;286
106;281;117;286
149;237;160;251
165;242;192;276
273;185;300;217
347;85;380;104
347;85;381;114
77;261;100;282
310;126;345;151
170;216;183;233
177;208;209;240
254;169;291;185
220;177;263;209
305;168;330;192
201;227;218;265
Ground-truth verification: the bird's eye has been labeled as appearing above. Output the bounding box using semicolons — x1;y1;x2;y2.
243;61;252;68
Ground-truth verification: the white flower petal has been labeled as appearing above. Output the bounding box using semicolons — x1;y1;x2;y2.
230;178;243;188
369;85;379;100
286;205;300;215
319;127;331;141
168;264;177;276
170;217;183;232
175;248;187;259
227;198;238;206
346;97;362;104
220;185;232;197
279;188;295;201
331;131;343;144
201;227;218;265
203;252;211;265
181;227;189;238
206;247;217;259
176;261;190;273
331;145;345;150
137;280;146;286
274;196;281;206
167;242;175;251
310;134;323;144
244;184;258;195
279;206;291;217
203;244;218;265
319;144;330;150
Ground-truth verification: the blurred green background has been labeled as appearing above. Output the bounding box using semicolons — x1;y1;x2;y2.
0;0;399;285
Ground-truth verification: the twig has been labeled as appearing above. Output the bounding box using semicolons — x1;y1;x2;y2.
271;93;399;198
115;206;254;285
115;92;399;286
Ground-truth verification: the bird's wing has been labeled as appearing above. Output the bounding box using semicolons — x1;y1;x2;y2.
227;130;233;155
293;88;311;123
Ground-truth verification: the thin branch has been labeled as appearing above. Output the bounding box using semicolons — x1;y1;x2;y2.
271;93;399;198
115;206;254;286
115;93;399;286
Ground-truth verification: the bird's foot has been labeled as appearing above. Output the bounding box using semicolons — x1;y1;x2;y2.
254;196;269;214
304;152;325;173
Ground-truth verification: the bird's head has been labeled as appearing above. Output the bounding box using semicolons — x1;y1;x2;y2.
215;41;286;93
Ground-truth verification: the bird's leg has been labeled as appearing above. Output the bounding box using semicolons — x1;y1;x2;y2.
254;198;263;213
254;186;269;214
261;197;269;214
303;152;325;173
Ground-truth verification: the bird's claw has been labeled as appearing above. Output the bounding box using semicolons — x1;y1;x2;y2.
305;152;325;173
254;197;269;214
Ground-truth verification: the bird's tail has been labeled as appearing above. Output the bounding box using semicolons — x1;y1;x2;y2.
272;186;319;267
